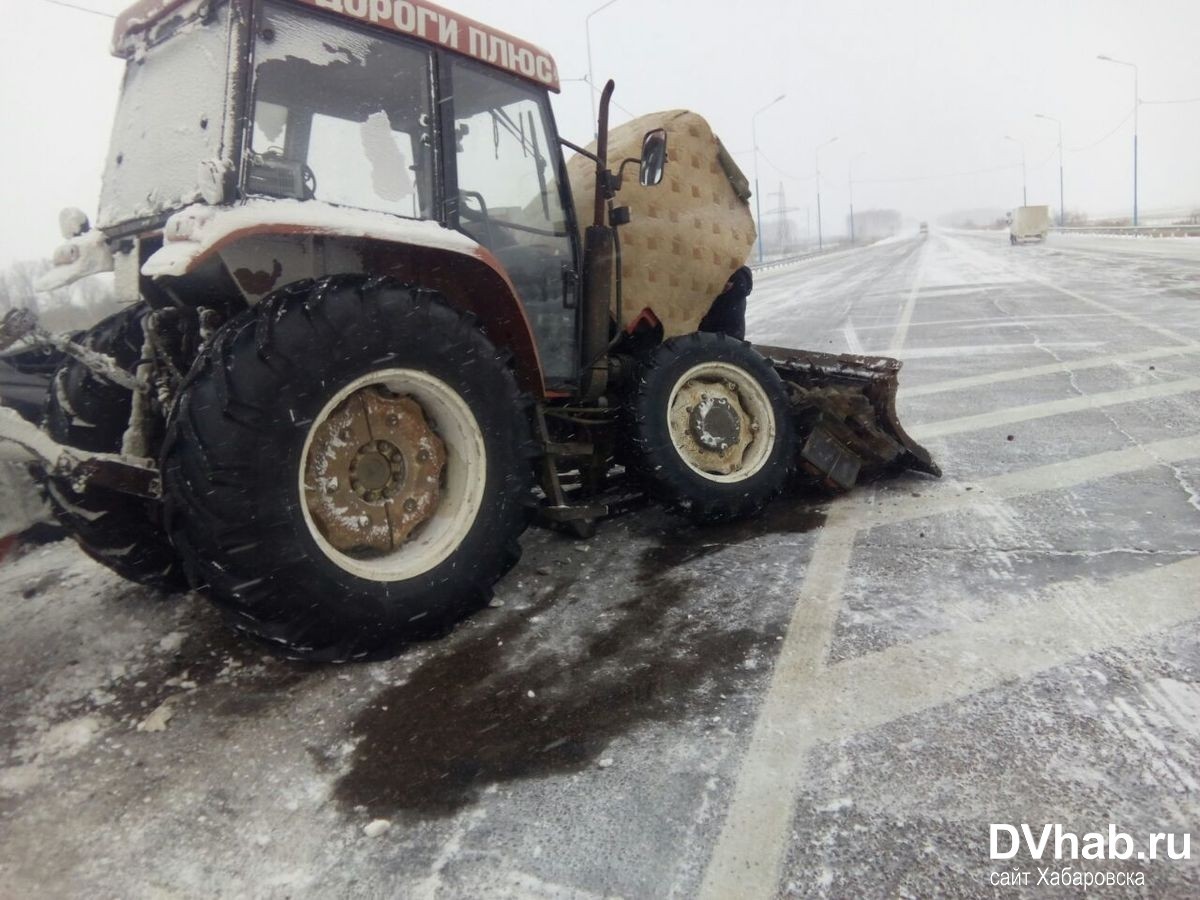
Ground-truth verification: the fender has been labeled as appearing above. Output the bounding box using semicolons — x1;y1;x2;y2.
142;199;548;396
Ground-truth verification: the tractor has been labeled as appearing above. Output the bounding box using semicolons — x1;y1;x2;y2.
0;0;938;660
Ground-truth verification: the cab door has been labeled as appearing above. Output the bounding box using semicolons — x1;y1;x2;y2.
441;58;581;388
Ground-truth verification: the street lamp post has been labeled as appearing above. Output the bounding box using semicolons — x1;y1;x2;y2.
815;136;838;251
1003;135;1027;206
751;94;786;263
1034;113;1065;226
1098;54;1139;226
586;0;620;138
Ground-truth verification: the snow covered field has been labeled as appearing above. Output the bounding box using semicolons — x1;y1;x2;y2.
3;230;1199;896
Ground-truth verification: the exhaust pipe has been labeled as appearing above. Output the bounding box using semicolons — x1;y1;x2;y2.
578;80;617;401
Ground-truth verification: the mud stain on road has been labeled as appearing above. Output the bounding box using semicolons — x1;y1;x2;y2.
333;501;824;819
635;502;828;581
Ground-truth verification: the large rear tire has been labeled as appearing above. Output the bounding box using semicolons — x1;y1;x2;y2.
622;332;795;522
161;275;533;661
44;305;185;591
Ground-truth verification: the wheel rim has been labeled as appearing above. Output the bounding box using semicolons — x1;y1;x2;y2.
666;361;777;483
299;369;486;582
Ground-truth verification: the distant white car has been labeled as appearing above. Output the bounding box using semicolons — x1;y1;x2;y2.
1009;205;1051;244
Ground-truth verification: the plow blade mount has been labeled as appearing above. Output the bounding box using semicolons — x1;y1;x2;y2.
0;406;160;499
756;344;941;491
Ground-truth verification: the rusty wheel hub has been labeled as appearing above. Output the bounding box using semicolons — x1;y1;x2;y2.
303;387;447;557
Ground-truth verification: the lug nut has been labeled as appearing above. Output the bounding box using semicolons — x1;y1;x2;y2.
416;449;430;463
385;413;399;427
403;498;418;513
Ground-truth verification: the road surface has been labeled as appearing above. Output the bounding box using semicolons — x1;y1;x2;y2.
2;229;1199;897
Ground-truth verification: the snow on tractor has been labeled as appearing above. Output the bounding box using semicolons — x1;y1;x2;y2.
0;0;938;660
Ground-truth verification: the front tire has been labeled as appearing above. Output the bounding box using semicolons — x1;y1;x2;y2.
622;333;795;522
161;276;534;661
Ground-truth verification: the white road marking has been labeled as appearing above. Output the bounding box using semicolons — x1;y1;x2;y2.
857;311;1119;332
698;432;1200;899
898;341;1104;359
905;343;1200;397
841;320;865;355
887;243;927;356
697;516;859;900
805;554;1200;747
1028;275;1195;347
909;376;1200;440
861;433;1200;528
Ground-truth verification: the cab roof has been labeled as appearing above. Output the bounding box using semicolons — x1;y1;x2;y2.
112;0;561;92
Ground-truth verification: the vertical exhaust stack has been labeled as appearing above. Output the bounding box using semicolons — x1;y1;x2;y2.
578;80;617;401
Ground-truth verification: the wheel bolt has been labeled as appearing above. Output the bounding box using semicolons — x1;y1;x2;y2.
385;413;399;427
416;449;430;463
403;498;418;513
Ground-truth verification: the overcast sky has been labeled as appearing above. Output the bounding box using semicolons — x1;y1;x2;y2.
2;0;1198;266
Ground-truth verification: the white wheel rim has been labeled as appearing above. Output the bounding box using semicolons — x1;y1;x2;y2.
666;361;777;483
298;368;487;582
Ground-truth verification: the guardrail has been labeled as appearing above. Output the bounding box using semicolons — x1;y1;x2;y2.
750;243;849;272
1053;224;1200;238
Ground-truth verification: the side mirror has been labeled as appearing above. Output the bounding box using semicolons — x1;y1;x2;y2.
639;128;667;187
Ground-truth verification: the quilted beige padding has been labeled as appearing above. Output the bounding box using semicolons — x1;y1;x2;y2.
566;110;757;337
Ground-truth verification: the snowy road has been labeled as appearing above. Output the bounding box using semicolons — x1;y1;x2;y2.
3;230;1200;897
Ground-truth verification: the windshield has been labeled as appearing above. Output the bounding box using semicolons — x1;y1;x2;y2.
247;2;434;218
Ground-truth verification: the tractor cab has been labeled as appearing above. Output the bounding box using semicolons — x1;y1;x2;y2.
103;0;587;386
244;1;581;381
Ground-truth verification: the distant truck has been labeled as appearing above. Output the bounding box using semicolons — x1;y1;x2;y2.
1009;205;1051;244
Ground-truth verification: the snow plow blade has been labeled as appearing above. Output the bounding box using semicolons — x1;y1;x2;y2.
755;344;941;491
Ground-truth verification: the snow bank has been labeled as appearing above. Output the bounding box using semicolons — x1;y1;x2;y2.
0;462;50;539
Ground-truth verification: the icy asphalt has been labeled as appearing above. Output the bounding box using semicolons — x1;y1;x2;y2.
2;229;1199;898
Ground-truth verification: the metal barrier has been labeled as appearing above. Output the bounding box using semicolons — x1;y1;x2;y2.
1053;224;1200;238
750;243;847;272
